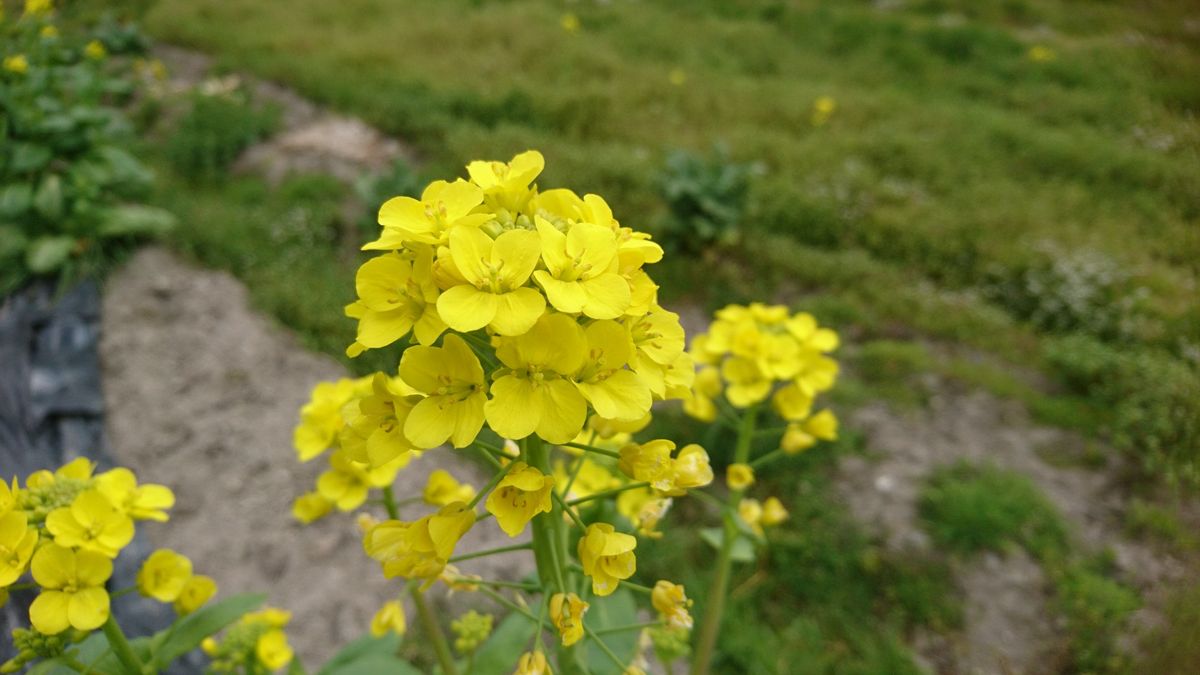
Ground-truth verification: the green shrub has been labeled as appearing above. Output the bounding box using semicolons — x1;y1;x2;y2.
1053;561;1140;674
1043;334;1200;487
166;88;279;179
656;146;755;254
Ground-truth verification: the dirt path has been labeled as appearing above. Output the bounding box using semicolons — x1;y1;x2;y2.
100;248;532;664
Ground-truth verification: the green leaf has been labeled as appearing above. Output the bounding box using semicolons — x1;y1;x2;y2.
585;588;640;675
150;593;267;668
0;225;28;259
25;236;75;273
10;143;53;172
34;175;64;220
316;634;401;675
471;609;538;675
0;184;33;219
98;204;177;237
700;527;757;564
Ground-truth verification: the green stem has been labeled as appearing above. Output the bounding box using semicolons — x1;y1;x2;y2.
101;615;145;675
552;492;586;530
476;586;538;622
562;442;621;458
60;654;94;674
382;486;400;519
444;577;540;591
410;587;457;675
467;457;516;509
750;448;787;469
473;444;506;470
620;580;654;594
584;625;628;670
692;406;758;675
448;542;532;563
566;482;650;507
592;620;663;636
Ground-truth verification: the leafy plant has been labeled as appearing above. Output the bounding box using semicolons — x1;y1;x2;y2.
165;85;279;180
352;157;420;239
656;146;756;254
0;7;174;293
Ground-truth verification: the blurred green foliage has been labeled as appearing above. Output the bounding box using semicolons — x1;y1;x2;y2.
166;89;279;179
655;146;754;254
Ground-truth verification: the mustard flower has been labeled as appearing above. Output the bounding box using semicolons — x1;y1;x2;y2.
3;54;29;75
0;511;37;587
486;462;554;537
339;373;420;468
365;179;487;248
451;610;493;652
668;444;714;495
651;580;693;630
400;334;487;448
466;149;544;214
364;503;475;580
811;96;836;126
294;378;368;461
137;549;193;602
255;629;293;671
317;450;409;512
549;592;589;646
174;575;217;615
351;249;445;350
560;13;580;34
682;366;722;422
29;544;112;634
83;40;106;60
761;497;789;526
781;409;838;454
514;651;552;675
578;523;637;596
423;470;476;506
45;489;134;558
618;439;676;491
371;600;407;637
437;227;546;336
95;467;175;521
533;218;630;319
292;492;333;524
24;0;53;16
726;463;755;491
486;314;588;444
573;320;650;421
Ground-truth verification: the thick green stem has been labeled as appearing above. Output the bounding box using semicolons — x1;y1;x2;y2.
691;406;758;675
411;587;457;675
101;615;145;675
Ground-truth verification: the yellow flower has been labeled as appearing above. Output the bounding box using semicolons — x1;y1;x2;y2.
24;0;53;15
616;489;671;539
292;492;333;524
45;489;134;558
400;334;487;449
772;382;813;422
651;580;693;630
553;457;620;502
578;523;637;596
811;96;836;126
726;463;755;491
0;511;37;587
1028;45;1056;62
669;68;687;86
364;502;475;580
560;13;580;34
466;150;544;214
761;497;789;527
351;250;446;351
533;218;630;319
95;468;175;522
514;650;552;675
24;457;93;489
721;356;771;407
486;314;589;444
780;409;838;454
40;25;58;38
436;227;546;336
486;462;554;537
738;498;764;536
317;450;409;512
668;444;714;494
29;544;112;634
84;40;107;60
339;373;420;467
423;470;476;506
244;607;292;627
588;412;651;439
371;600;407;637
0;477;16;516
549;592;588;646
682;366;722;422
364;179;487;248
573;320;650;421
618;439;675;491
173;575;217;615
255;629;293;671
294;377;370;461
137;549;193;603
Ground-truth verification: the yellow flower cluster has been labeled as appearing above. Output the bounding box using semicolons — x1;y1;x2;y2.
203;608;295;673
0;459;204;638
686;302;840;454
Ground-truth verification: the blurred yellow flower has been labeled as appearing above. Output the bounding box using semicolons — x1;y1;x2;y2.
137;549;193;602
811;96;836;126
486;462;554;537
292;491;333;524
95;467;175;522
45;489;134;558
255;629;293;671
651;580;693;630
515;651;551;675
726;463;755;491
669;68;687;86
3;55;29;75
174;575;217;615
0;511;37;587
550;592;589;646
371;600;407;637
84;40;107;60
561;13;580;34
29;544;112;634
1028;45;1056;62
423;469;476;506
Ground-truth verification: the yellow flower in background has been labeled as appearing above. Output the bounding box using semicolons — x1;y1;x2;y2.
339;373;420;468
533;218;630;319
573;320;650;421
772;381;813;422
726;463;755;491
578;523;637;596
1028;45;1056;62
0;511;37;587
0;478;16;515
738;498;764;535
29;544;112;634
669;68;687;86
617;489;671;538
371;600;407;637
255;629;293;671
83;40;107;60
549;592;589;646
466;149;544;214
244;607;292;628
651;580;693;630
618;439;675;491
668;444;714;494
317;449;409;512
682;366;722;422
46;489;134;558
423;470;476;506
553;457;620;502
781;409;838;454
400;334;487;449
437;227;546;336
292;492;333;524
811;96;836;126
350;250;445;351
515;650;551;675
365;502;475;580
25;457;93;489
721;356;771;407
95;468;174;521
486;462;554;537
174;575;217;615
588;412;651;440
365;179;487;248
761;497;789;526
294;377;369;461
40;25;58;38
24;0;52;16
137;549;193;602
486;314;589;443
560;12;580;34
